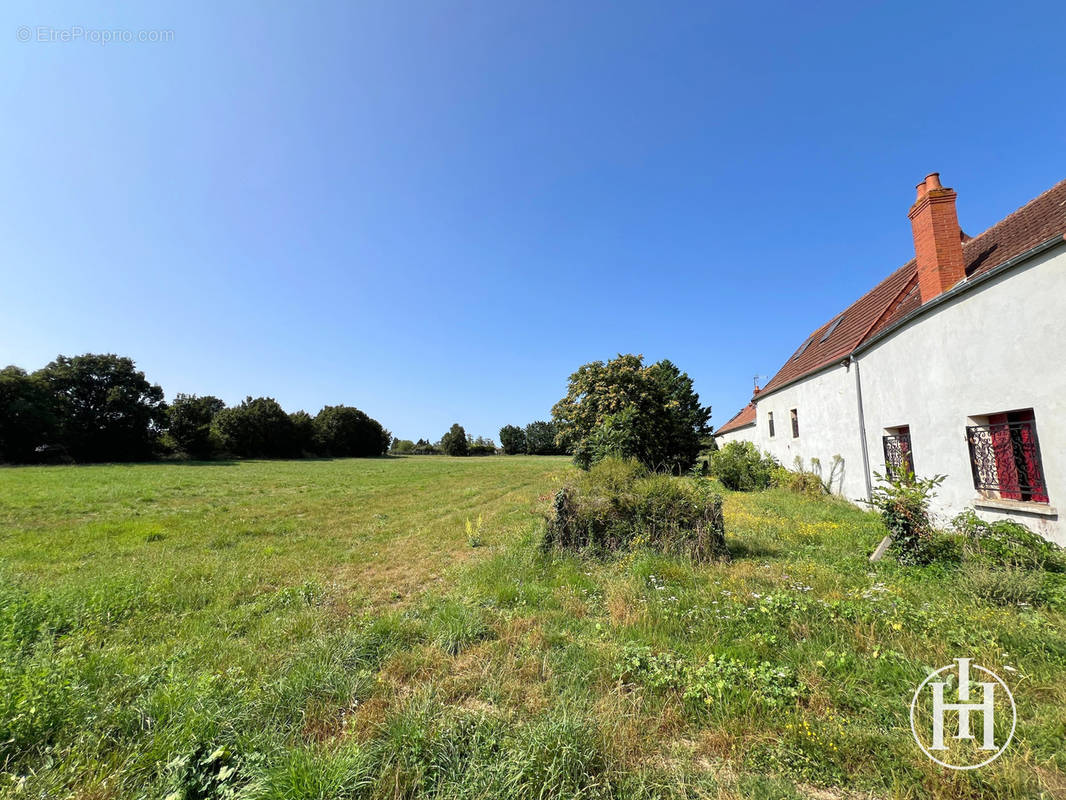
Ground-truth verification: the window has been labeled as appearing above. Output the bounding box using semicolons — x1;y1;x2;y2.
790;409;799;438
768;411;775;438
966;409;1049;503
820;315;844;343
882;425;914;479
792;337;813;361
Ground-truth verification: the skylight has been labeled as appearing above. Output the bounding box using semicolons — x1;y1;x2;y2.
819;315;844;343
792;336;814;360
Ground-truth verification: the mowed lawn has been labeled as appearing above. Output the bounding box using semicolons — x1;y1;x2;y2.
1;457;1064;799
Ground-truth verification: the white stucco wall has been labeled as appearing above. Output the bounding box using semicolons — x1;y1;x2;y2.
713;425;756;448
855;242;1066;543
749;366;868;499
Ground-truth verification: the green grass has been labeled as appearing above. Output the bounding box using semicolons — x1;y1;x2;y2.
0;456;1064;799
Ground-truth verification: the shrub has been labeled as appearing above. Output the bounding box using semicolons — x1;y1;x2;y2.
952;509;1064;572
543;457;729;563
499;425;527;455
440;424;468;456
313;405;389;457
710;441;778;491
869;471;945;565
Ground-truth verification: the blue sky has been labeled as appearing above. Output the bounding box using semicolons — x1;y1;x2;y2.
3;1;1065;441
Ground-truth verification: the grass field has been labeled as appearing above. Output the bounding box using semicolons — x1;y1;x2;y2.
1;456;1065;799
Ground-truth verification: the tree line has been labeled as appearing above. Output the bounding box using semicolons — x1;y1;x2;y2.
0;354;390;463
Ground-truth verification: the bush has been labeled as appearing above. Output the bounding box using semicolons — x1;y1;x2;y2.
440;424;468;457
543;457;729;563
710;442;778;491
869;471;945;565
952;510;1064;572
313;405;390;457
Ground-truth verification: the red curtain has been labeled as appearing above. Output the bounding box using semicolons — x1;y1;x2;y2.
989;413;1021;500
1012;410;1049;503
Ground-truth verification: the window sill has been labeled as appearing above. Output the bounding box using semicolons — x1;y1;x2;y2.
973;497;1058;518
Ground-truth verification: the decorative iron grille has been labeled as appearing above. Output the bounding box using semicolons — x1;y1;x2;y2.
966;420;1048;501
882;432;914;479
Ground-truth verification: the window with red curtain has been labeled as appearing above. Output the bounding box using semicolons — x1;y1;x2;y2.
973;409;1049;503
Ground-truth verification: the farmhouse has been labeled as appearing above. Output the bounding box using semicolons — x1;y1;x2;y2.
715;174;1066;543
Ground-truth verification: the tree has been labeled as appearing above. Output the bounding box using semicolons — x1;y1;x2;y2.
34;354;167;462
525;420;563;455
551;354;711;473
0;366;58;463
440;423;468;456
212;397;297;458
168;394;225;459
313;405;390;457
390;438;416;454
499;424;527;455
289;410;317;455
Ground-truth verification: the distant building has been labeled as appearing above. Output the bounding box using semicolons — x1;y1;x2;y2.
715;174;1066;543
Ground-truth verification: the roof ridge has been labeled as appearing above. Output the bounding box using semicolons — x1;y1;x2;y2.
960;177;1066;251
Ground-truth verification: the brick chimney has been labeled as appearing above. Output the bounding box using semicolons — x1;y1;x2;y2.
908;172;966;303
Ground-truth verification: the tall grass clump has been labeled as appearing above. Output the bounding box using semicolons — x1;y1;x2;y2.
543;457;728;563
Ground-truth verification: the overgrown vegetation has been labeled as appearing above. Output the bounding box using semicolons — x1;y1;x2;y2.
710;441;778;491
1;456;1064;798
544;457;729;563
869;470;946;565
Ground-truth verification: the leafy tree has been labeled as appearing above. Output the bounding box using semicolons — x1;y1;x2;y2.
412;438;439;455
212;397;297;458
313;405;390;457
167;394;225;459
440;423;469;456
0;367;58;463
551;354;711;473
390;438;416;454
525;420;563;455
34;354;167;462
289;410;317;456
499;425;527;455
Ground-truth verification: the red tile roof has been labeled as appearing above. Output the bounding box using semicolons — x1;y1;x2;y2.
761;178;1066;397
714;401;756;435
